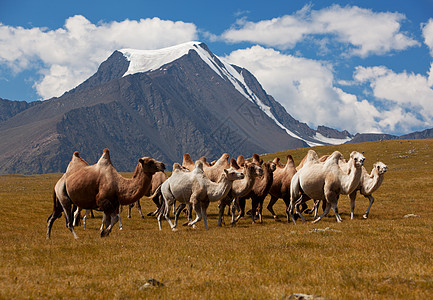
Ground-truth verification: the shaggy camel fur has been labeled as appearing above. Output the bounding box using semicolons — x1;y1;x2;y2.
47;151;88;239
236;157;276;224
348;161;387;219
289;150;365;224
217;160;263;226
236;155;246;167
49;148;165;238
157;161;244;230
268;154;297;222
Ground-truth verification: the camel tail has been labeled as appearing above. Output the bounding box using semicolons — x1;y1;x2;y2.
150;184;162;200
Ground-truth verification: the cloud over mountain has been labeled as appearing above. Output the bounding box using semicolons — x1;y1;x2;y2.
0;15;198;99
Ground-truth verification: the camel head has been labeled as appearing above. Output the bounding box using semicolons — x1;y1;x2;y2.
373;162;387;175
223;167;245;181
349;151;365;168
138;157;165;173
244;161;263;177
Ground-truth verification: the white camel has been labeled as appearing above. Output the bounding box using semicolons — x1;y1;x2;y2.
289;150;365;224
348;161;387;219
156;161;244;230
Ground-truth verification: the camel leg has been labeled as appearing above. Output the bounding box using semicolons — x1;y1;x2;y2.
174;203;186;228
258;197;265;224
312;201;331;224
217;200;226;227
188;199;202;228
46;193;64;239
164;203;176;231
135;200;144;219
128;203;133;218
101;212;119;237
267;196;280;221
62;202;78;239
349;192;357;219
294;197;306;223
363;195;375;219
331;202;342;223
234;197;246;223
83;209;91;229
202;202;210;230
73;207;81;227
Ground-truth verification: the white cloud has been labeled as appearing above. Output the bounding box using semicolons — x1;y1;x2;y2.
0;15;198;99
221;5;419;57
225;45;383;134
422;18;433;56
354;65;433;131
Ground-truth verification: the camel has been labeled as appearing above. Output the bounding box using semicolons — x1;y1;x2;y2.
217;160;263;226
48;148;165;238
348;161;387;219
267;154;297;222
156;161;244;231
289;150;365;224
236;157;276;224
47;151;88;239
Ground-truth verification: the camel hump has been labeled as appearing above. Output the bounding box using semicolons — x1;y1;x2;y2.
172;163;183;171
326;151;343;165
230;158;241;170
237;155;245;167
285;154;295;167
97;148;112;166
252;154;263;165
194;160;204;171
73;151;80;158
305;150;319;163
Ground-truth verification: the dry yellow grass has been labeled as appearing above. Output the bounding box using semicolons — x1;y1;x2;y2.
1;139;432;299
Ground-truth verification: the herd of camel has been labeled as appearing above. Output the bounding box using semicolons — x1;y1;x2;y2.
46;148;387;239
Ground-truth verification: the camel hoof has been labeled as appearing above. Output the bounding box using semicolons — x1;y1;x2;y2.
363;214;369;219
100;230;110;237
182;221;189;226
147;212;154;216
192;224;197;229
171;227;178;232
141;216;145;219
119;227;123;231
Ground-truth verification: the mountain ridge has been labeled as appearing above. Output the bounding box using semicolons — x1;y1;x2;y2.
1;41;431;174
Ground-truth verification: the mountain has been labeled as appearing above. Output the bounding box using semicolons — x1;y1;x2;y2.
0;98;40;122
0;42;359;174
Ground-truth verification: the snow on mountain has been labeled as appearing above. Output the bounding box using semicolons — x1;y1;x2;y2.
120;42;350;146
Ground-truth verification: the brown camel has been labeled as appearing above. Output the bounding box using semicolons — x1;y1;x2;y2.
235;155;276;224
267;154;297;222
47;151;88;239
48;148;165;238
217;160;263;226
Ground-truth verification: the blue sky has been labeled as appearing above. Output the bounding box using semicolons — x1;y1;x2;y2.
1;0;433;135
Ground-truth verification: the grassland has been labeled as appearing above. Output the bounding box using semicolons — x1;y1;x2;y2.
1;139;432;299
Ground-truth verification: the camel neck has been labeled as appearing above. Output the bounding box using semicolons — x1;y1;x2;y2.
117;165;152;205
208;175;232;202
340;159;362;194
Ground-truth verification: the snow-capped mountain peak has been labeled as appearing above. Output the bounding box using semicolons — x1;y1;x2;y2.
120;41;352;146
